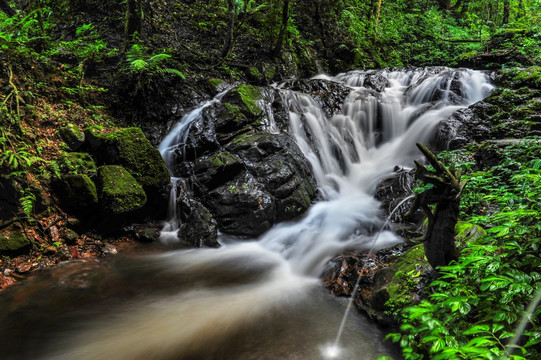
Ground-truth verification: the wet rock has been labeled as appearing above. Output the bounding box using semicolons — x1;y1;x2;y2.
375;167;416;223
96;165;147;216
59;123;85;151
205;172;275;237
363;74;390;92
133;226;161;242
361;244;431;322
221;85;263;118
193;151;242;193
282;78;351;117
177;198;219;247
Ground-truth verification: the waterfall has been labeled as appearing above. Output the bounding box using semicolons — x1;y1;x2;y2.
28;68;493;360
258;67;494;275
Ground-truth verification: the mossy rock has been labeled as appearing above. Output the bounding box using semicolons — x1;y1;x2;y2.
59;123;85;151
59;173;98;212
455;221;487;246
370;244;431;315
97;165;147;216
86;127;170;192
0;231;32;254
56;152;97;177
222;85;262;118
193;151;242;192
246;67;264;84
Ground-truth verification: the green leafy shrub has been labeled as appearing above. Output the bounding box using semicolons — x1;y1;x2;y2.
388;140;541;359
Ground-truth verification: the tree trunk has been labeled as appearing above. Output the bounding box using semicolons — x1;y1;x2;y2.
0;0;15;16
221;0;235;58
271;0;289;58
502;0;510;25
517;0;525;18
374;0;382;39
125;0;143;41
406;143;466;270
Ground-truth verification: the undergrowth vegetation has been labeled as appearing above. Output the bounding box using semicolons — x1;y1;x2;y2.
388;140;541;359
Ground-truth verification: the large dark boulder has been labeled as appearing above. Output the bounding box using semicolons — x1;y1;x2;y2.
197;133;317;237
166;83;318;238
57;174;99;214
281;78;351;117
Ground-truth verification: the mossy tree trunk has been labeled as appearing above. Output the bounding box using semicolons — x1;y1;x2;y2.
406;143;467;271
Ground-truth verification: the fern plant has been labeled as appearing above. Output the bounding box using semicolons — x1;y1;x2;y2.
19;189;36;218
126;44;185;79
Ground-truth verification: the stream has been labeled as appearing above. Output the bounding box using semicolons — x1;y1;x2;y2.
0;67;493;360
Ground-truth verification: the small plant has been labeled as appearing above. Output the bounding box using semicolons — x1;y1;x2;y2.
126;44;185;79
20;189;36;218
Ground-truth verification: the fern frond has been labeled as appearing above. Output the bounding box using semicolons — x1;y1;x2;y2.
148;53;172;66
130;59;148;72
157;68;186;79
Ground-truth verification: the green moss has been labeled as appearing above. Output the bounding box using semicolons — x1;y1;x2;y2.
97;165;147;215
263;65;275;81
455;221;487;246
221;103;244;124
249;66;261;78
207;78;224;89
0;231;32;253
88;127;170;191
56;152;97;177
224;85;262;118
384;244;429;311
59;123;85;150
210;151;237;167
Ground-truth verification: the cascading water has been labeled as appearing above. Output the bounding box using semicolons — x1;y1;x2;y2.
0;68;494;360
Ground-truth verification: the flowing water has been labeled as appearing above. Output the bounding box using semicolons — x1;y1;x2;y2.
0;68;493;360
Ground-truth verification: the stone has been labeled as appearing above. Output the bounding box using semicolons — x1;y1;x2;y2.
86;127;170;192
221;85;262;118
58;173;98;213
0;231;32;254
134;226;161;242
455;221;487;246
59;124;85;151
56;152;97;177
205;172;275;237
177;199;219;248
96;165;147;216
